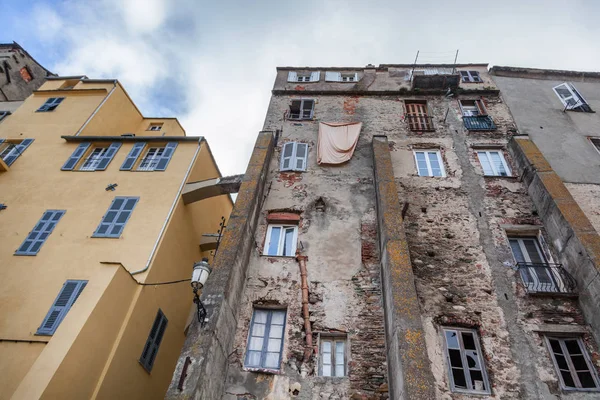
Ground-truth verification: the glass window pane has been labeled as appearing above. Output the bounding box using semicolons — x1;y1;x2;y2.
561;370;576;388
246;350;261;366
549;339;563;354
490;152;507;176
282;228;295;256
267;227;281;255
452;368;467;389
322;365;332;376
462;332;476;350
523;239;545;263
271;311;285;325
465;350;481;369
269;324;283;339
571;355;588;371
445;330;460;349
554;354;569;370
267;338;281;352
253;310;268;324
335;365;345;377
322;341;332;353
565;339;582;355
449;349;463;368
248;337;263;351
477;152;494;175
335;341;345;356
264;352;280;368
471;370;486;391
578;372;597;388
251;323;265;337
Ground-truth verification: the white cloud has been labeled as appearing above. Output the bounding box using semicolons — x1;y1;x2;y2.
17;0;600;178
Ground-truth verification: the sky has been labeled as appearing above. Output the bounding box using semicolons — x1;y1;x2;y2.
2;0;600;176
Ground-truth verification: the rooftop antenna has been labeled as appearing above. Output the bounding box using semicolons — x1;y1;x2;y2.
452;49;459;74
410;50;419;80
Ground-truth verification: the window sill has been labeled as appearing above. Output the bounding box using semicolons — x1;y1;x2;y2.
451;389;491;396
261;255;296;258
287;118;314;122
14;253;37;256
91;235;121;239
243;366;281;375
483;175;517;179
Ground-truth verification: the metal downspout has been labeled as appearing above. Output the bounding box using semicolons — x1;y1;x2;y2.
74;79;117;136
131;140;202;275
296;251;313;361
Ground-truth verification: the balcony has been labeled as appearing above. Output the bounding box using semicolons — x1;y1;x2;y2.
517;262;577;296
406;115;435;132
410;68;460;90
463;115;496;131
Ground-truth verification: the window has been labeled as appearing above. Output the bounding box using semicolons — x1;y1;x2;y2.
15;210;65;255
280;142;308;171
245;309;286;370
37;280;87;335
20;66;33;83
140;309;168;372
0;139;34;166
148;123;163;131
413;150;445;177
0;111;10;122
325;71;358;82
460;100;496;130
37;97;64;112
459;100;486;117
476;150;511;176
120;142;177;171
62;142;121;171
288;99;314;120
405;101;434;131
263;224;298;256
93;197;139;238
508;236;558;292
553;83;592;112
460;71;482;83
590;138;600;156
319;337;347;377
443;328;490;394
287;71;320;82
545;336;600;390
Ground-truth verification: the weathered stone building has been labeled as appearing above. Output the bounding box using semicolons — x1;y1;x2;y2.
0;42;54;115
167;64;600;399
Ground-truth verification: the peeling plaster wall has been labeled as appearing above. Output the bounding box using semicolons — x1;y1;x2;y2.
222;68;600;399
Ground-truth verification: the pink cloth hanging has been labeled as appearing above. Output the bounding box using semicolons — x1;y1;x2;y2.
317;122;362;165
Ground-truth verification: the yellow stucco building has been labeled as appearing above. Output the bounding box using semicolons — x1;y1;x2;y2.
0;76;233;399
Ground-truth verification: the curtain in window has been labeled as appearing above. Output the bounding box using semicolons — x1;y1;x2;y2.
317;122;362;165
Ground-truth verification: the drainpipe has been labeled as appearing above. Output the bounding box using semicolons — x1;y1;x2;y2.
131;140;202;275
74;79;117;136
296;250;313;361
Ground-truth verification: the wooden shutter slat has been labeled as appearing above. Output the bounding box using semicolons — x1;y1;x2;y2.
140;310;168;371
37;280;87;335
120;142;146;170
154;142;177;171
96;142;122;170
62;143;90;171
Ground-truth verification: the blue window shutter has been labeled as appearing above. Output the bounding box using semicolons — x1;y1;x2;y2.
4;138;34;166
154;142;177;171
140;309;168;372
120;142;146;170
37;280;87;335
96;142;121;170
93;197;139;238
0;139;5;145
15;210;65;255
62;143;90;171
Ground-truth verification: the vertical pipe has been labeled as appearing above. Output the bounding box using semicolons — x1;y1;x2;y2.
296;251;313;361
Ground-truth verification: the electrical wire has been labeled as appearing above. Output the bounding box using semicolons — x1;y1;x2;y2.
137;278;191;286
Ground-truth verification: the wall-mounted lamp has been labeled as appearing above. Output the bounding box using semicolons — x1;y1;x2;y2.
191;258;212;327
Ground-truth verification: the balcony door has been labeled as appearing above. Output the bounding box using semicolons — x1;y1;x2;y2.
508;237;558;292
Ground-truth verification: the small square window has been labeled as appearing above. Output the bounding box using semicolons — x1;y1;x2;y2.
443;327;490;394
148;123;163;131
341;73;356;82
545;336;600;391
20;66;33;83
413;150;445;177
476;150;511;176
589;138;600;155
37;97;64;112
319;336;347;377
288;99;314;120
263;224;298;256
460;71;482;83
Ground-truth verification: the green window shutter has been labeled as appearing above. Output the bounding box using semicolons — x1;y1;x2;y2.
96;142;121;170
154;142;177;171
62;143;90;171
4;138;34;166
37;280;87;335
120;142;146;170
140;309;168;372
15;210;65;255
93;197;139;238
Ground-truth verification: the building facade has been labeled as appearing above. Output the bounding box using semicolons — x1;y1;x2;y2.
0;77;233;399
0;42;55;114
168;64;600;399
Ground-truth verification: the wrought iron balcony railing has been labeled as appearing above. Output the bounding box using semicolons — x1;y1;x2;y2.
406;115;435;132
516;262;577;295
463;115;496;131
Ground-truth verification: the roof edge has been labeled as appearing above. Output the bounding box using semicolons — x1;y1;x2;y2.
490;66;600;80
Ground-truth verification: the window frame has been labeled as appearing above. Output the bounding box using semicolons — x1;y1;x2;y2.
36;280;87;336
442;327;491;395
589;137;600;156
413;150;446;177
553;83;592;112
92;196;139;238
0;138;34;166
147;123;163;131
507;235;563;292
36;97;64;112
288;99;315;120
319;335;348;377
244;308;287;371
280;141;308;172
460;71;482;83
15;210;66;256
0;111;10;122
139;309;168;372
545;336;600;391
80;147;109;171
476;150;511;177
137;147;166;171
263;224;298;257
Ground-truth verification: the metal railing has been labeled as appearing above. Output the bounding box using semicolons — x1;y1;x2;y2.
463;115;496;131
516;262;577;295
406;115;435;132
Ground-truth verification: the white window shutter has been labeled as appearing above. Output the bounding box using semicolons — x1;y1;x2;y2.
325;71;341;82
354;72;359;81
294;143;308;171
310;71;320;82
553;83;577;108
280;142;295;171
287;71;298;82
